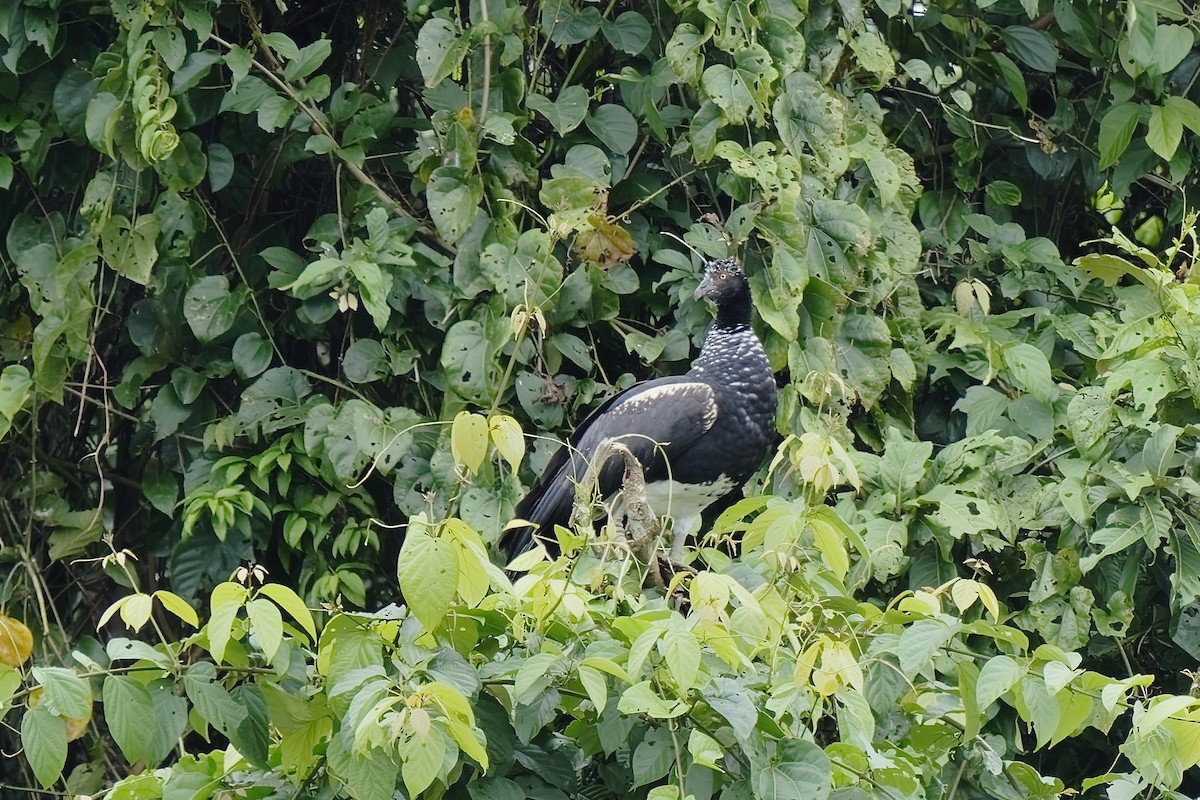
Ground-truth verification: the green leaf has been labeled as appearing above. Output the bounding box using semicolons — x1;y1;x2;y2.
103;675;156;764
184;662;247;742
618;681;687;719
145;684;187;766
1022;678;1061;748
666;24;707;83
925;486;997;536
348;258;393;330
986;180;1022;206
397;530;458;631
754;739;832;800
207;582;248;664
541;0;601;46
898;618;957;676
232;333;272;379
21;706;66;788
100;213;159;286
631;726;672;788
416;19;468;88
586;104;638;154
688;728;724;770
343;339;389;383
977;654;1025;709
237;367;313;434
1075;252;1152;287
1000;26;1058;72
0;364;32;439
989;52;1028;110
526;86;589;135
1147;103;1184;160
658;629;701;692
1097;102;1141;169
328;736;398;800
702;64;753;124
0;154;12;190
285;38;331;82
1165;96;1200;134
402;722;446;797
32;667;90;719
440;320;490;404
245;598;284;661
257;583;317;642
876;427;932;501
171;50;222;94
183;275;243;343
809;511;850;580
426;166;483;245
141;474;177;518
578;665;608;711
1003;342;1056;402
600;11;651;54
0;664;22;708
1150;24;1194;74
262;32;300;60
207;142;234;191
119;593;154;631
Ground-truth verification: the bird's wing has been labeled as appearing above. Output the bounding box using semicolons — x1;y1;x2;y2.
501;377;719;558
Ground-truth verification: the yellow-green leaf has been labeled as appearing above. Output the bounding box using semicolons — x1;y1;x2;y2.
950;579;980;615
578;665;608;710
451;410;488;474
442;715;489;769
119;593;154;632
208;582;248;664
808;514;849;581
976;583;1001;622
257;583;317;642
487;414;525;470
153;590;200;628
245;598;284;661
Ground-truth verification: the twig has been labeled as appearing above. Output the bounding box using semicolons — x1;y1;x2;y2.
477;1;492;126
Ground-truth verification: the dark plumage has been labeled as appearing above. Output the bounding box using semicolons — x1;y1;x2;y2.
500;258;777;565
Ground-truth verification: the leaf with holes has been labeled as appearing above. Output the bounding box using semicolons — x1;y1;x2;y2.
416;19;468;88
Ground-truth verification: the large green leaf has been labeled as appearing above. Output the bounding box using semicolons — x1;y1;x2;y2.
754;740;832;800
21;707;65;789
396;529;458;632
415;19;468;88
526;86;589;135
103;675;156;764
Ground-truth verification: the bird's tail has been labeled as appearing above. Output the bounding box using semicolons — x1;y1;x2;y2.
501;465;577;562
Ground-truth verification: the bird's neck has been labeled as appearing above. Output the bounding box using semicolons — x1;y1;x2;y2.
693;310;769;378
714;294;752;331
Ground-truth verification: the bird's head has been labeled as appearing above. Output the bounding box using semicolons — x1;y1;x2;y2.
694;258;747;304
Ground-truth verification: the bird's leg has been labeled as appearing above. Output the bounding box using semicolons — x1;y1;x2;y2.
668;526;688;565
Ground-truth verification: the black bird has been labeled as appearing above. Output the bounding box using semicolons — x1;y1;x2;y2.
501;258;777;565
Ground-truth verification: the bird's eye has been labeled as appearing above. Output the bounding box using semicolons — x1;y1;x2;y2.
718;271;729;280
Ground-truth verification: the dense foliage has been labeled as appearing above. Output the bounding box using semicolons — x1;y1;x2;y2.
3;0;1200;797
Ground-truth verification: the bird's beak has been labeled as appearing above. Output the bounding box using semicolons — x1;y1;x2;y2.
694;271;715;301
